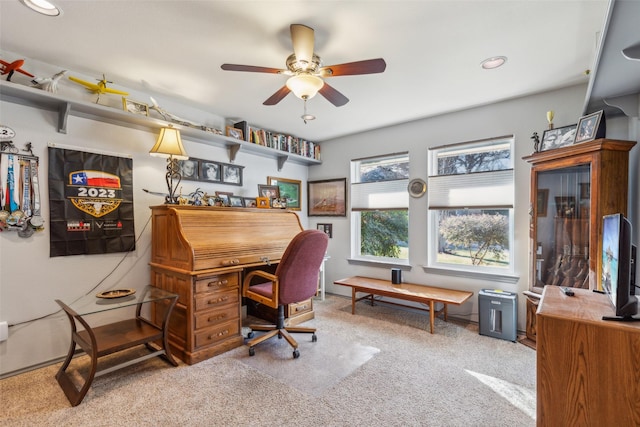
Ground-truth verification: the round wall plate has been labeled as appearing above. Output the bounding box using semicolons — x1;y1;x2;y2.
408;178;427;198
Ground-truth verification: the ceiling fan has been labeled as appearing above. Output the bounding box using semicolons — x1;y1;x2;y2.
221;24;386;109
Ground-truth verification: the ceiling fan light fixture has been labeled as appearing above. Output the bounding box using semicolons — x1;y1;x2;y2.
286;74;324;100
19;0;62;16
481;56;507;69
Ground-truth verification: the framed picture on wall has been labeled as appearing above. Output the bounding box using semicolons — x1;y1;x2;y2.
308;178;347;217
178;159;199;181
267;176;301;211
200;161;221;182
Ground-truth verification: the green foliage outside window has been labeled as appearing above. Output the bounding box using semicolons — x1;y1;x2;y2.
361;210;408;258
439;211;508;266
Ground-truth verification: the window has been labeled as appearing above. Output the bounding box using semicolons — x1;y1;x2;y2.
351;153;409;262
428;136;514;274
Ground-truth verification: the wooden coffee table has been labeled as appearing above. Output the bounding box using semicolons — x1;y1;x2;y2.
334;276;473;333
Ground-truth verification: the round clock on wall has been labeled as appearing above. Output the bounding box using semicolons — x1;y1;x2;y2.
408;178;427;198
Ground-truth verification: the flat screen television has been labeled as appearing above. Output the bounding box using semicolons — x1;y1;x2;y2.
600;213;638;321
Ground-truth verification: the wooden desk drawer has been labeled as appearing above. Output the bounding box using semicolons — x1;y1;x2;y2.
195;305;238;330
195;289;239;311
195;273;238;293
288;298;313;317
194;321;240;348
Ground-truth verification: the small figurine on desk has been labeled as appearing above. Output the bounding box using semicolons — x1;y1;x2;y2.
531;132;540;152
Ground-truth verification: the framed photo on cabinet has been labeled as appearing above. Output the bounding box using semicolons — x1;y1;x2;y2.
575;110;605;144
540;124;576;151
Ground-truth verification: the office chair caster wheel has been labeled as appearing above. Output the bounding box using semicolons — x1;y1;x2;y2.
249;347;255;356
311;334;317;342
293;349;300;358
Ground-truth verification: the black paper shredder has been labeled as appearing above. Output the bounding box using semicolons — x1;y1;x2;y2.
478;289;517;342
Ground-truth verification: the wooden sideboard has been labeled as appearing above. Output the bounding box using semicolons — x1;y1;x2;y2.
149;205;305;364
536;286;640;426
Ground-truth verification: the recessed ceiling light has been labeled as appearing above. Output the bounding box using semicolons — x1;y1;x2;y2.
19;0;62;16
481;56;507;70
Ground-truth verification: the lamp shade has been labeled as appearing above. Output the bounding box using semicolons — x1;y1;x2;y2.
286;74;324;99
149;126;188;160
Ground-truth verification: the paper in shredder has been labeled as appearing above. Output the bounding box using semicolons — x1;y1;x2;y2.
478;289;517;342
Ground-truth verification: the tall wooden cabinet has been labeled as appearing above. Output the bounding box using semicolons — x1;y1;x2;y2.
536;286;640;425
522;138;636;346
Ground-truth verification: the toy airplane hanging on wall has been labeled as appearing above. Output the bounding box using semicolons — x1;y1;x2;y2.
68;74;129;103
0;58;35;81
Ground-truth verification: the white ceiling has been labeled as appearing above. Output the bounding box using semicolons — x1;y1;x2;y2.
0;0;612;142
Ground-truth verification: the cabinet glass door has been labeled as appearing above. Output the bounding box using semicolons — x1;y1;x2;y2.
534;164;590;289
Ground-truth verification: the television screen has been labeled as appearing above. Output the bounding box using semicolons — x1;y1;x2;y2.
601;213;638;321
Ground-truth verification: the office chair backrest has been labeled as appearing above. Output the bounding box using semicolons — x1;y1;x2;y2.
275;229;329;305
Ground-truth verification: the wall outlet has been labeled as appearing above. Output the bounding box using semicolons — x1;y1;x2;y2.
0;321;8;342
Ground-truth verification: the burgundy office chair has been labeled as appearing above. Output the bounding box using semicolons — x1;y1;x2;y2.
242;229;329;358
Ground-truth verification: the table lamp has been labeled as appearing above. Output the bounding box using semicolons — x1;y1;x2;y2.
149;125;188;204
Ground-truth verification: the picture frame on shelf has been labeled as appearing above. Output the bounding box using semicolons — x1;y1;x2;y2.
222;164;243;186
574;110;605;144
317;223;333;238
540;124;577;151
267;176;301;211
308;178;347;217
228;195;245;207
178;159;199;181
226;125;244;140
200;161;221;182
258;184;279;200
537;189;549;217
244;197;257;208
271;197;287;209
256;197;270;208
215;191;233;206
122;97;149;116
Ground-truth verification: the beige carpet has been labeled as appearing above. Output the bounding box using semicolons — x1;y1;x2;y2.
1;294;536;426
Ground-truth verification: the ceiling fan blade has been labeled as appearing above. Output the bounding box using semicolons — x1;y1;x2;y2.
263;86;291;105
221;64;284;74
319;82;349;107
290;24;315;65
320;58;387;77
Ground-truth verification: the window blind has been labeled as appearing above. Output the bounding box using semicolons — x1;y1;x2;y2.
351;179;409;211
428;169;514;209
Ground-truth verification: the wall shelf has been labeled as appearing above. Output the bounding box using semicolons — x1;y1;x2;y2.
0;80;321;170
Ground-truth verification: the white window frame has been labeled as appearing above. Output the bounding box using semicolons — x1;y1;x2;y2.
350;152;409;264
427;136;515;276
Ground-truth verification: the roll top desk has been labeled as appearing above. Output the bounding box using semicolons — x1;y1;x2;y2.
149;205;305;364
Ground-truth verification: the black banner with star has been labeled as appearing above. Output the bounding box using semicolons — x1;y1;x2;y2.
48;147;135;257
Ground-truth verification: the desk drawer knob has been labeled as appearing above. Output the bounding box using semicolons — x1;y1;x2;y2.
209;329;229;339
208;296;229;305
207;279;228;287
222;259;240;266
208;314;226;322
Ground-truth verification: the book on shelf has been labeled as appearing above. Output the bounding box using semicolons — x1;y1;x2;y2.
231;120;321;161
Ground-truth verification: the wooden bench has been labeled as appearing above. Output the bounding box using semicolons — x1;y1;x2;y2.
334;276;473;334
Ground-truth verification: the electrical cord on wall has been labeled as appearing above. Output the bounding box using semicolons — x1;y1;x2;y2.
8;214;153;329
